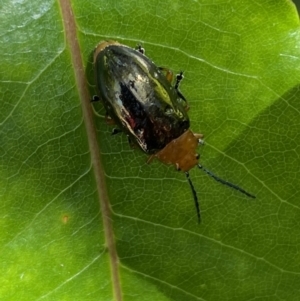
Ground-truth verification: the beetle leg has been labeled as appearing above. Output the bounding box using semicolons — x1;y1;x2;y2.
111;128;122;135
174;71;184;90
176;90;189;112
175;71;189;106
91;95;100;102
158;68;190;109
158;68;188;107
136;44;145;55
176;89;187;102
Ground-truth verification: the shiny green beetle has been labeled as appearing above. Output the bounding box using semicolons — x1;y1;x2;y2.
93;40;255;222
94;40;191;153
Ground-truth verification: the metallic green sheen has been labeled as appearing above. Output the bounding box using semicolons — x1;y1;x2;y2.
94;44;190;153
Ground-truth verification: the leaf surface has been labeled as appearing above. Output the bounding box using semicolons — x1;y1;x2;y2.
1;0;300;300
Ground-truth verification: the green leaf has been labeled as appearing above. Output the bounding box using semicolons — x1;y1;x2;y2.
1;0;300;300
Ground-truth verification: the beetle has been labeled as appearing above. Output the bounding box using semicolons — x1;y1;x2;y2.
93;40;255;222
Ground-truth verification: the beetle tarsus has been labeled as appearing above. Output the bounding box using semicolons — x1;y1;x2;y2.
186;172;201;223
174;71;188;108
175;71;184;90
91;95;100;102
111;128;122;135
198;164;256;199
136;44;145;55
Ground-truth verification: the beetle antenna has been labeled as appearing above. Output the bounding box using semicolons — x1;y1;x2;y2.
198;164;255;198
185;172;201;223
